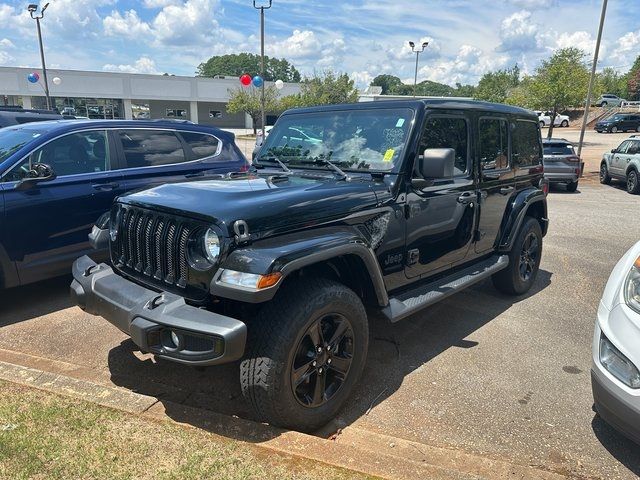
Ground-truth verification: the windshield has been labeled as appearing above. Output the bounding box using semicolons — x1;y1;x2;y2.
257;108;414;171
543;143;574;155
0;126;44;163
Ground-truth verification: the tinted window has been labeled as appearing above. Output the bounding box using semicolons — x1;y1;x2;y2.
119;129;185;168
543;143;575;155
420;117;468;175
5;130;110;182
627;141;640;155
479;118;509;171
512;121;541;167
180;132;220;160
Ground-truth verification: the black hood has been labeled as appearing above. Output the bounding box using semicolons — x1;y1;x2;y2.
120;173;387;237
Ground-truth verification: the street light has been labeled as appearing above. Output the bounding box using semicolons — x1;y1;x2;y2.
28;3;51;110
253;0;272;136
409;41;429;98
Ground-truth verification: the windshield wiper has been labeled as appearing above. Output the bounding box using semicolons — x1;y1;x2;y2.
256;155;292;174
314;157;349;181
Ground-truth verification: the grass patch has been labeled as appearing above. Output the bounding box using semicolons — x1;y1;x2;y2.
0;381;375;480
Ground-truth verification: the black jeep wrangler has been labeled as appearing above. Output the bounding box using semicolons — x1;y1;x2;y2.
71;99;548;432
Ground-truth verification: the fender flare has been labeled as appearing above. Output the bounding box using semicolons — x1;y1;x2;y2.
210;227;389;306
497;188;548;252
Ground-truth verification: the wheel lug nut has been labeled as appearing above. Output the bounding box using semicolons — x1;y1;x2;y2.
312;361;317;367
327;358;332;364
318;367;323;374
317;346;322;353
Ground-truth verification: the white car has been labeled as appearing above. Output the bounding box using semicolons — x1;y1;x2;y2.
592;240;640;445
536;111;570;128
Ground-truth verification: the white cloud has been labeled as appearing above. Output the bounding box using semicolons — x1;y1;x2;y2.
151;0;221;47
553;31;597;55
143;0;182;7
609;30;640;67
505;0;554;8
103;56;159;74
421;45;508;85
497;10;540;53
103;10;152;38
0;38;14;48
386;37;440;62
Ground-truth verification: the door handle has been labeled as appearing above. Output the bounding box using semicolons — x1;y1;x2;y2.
457;192;474;204
92;182;119;191
499;186;514;195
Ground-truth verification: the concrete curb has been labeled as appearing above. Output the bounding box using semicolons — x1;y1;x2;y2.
0;358;567;480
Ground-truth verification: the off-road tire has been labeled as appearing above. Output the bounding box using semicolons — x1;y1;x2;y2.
600;162;611;184
492;217;543;296
566;181;578;192
240;278;369;432
627;169;640;195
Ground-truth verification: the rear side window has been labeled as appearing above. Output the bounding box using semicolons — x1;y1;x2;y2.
118;129;186;168
627;141;640;155
180;132;220;160
420;116;468;175
512;121;541;167
479;118;509;171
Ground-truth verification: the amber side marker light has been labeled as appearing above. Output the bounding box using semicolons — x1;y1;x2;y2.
257;272;282;289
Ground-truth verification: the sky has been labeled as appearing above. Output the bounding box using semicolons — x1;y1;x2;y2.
0;0;638;87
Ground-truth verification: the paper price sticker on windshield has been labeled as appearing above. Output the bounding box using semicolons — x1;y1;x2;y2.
383;149;395;162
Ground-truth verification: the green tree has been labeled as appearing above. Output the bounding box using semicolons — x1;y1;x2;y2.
598;67;628;99
370;74;403;94
454;83;477;97
627;55;640;101
297;71;359;106
474;65;520;103
526;48;590;138
197;53;301;82
226;86;280;133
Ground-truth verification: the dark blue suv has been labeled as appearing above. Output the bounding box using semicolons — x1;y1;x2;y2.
0;120;248;288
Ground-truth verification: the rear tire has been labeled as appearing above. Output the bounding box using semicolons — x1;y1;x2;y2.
240;278;369;432
539;121;545;128
611;126;619;133
492;217;542;296
627;169;640;195
561;120;569;127
566;181;578;192
600;163;611;184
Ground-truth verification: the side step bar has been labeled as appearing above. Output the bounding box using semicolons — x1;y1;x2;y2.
383;255;509;323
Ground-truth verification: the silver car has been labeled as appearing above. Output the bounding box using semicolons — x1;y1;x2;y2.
592;240;640;445
600;135;640;194
542;138;581;192
595;94;626;107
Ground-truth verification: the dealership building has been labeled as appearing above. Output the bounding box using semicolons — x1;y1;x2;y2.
0;66;301;128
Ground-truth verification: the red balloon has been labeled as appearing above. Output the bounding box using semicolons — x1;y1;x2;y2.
240;74;252;86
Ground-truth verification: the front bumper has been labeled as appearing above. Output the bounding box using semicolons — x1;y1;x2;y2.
592;368;640;445
70;255;247;366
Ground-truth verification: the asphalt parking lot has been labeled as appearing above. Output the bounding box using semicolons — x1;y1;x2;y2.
0;181;638;479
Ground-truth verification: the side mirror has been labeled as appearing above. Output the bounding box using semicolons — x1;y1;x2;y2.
611;148;617;153
15;163;57;191
414;148;455;180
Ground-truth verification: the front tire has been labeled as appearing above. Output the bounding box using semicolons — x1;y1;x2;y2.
492;217;542;296
627;169;640;195
240;278;369;432
566;181;578;192
600;163;611;184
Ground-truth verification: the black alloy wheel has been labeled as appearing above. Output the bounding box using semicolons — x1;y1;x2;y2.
627;170;640;194
518;232;540;283
600;163;611;184
290;313;354;408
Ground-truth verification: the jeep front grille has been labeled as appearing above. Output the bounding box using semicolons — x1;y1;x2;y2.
112;206;199;290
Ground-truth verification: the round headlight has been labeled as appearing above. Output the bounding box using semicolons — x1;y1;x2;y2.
203;228;221;263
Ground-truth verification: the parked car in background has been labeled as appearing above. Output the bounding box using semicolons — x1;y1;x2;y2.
536;111;570;128
600;135;640;194
592;240;640;445
0;120;248;289
594;114;640;134
542;138;581;192
595;94;626;107
0;106;64;128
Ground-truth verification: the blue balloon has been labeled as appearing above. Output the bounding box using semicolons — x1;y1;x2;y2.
27;72;39;83
252;75;264;87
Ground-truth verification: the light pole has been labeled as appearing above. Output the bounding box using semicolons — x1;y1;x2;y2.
409;41;428;98
28;3;51;110
253;0;272;136
577;0;608;161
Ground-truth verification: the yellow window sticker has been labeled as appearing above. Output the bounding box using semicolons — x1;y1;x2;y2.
383;149;395;162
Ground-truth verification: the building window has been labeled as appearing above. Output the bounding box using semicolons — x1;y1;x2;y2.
209;110;222;119
166;108;187;118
